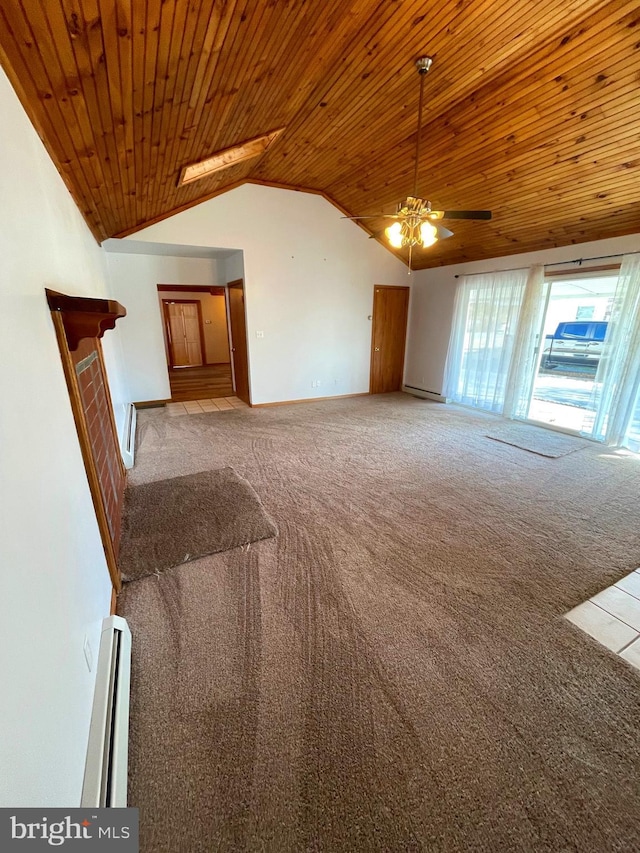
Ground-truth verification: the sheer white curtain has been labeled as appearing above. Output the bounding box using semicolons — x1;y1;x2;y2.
503;265;547;420
590;252;640;446
444;269;528;412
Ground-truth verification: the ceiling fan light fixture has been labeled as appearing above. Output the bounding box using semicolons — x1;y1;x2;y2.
343;56;490;265
386;221;404;248
384;59;439;253
420;220;438;247
400;216;437;248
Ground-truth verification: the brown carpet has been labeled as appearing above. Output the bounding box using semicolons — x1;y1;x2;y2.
118;394;640;852
118;468;277;583
486;422;590;457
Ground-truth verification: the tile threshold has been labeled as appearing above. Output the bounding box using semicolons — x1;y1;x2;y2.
565;568;640;672
166;397;248;415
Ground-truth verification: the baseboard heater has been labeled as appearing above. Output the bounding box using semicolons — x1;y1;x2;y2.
81;616;132;808
122;403;137;469
403;384;447;403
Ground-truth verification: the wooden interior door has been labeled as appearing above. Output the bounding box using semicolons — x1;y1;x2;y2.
227;280;250;404
370;285;410;394
164;300;204;367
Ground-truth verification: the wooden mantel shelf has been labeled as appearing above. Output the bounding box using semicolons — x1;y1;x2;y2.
46;288;126;351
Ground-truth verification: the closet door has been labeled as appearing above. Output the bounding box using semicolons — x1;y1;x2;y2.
164;300;204;367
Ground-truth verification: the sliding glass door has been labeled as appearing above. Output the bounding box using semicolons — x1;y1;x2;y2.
445;254;640;449
526;274;618;435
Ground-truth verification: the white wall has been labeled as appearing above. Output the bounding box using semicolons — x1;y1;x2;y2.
0;67;122;806
223;250;245;284
126;184;409;404
105;253;221;401
405;233;640;396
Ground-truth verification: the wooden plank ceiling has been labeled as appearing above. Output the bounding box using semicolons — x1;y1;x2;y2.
1;0;639;269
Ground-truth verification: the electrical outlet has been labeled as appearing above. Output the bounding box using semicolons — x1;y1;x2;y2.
316;380;321;387
256;330;264;338
311;380;316;388
83;635;93;672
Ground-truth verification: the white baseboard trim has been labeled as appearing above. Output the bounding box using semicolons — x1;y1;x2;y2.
121;403;136;469
251;392;368;408
403;385;447;403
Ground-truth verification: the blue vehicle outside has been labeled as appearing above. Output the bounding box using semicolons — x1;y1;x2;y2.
542;320;608;369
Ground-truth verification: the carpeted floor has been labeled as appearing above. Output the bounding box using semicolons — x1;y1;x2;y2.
485;422;591;457
118;393;640;852
118;468;277;582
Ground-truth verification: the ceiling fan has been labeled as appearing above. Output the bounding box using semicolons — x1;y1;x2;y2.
344;57;492;269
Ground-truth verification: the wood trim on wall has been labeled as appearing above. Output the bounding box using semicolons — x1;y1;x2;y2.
112;178;338;241
226;279;251;404
158;284;226;296
46;289;126;351
50;311;123;593
545;263;621;277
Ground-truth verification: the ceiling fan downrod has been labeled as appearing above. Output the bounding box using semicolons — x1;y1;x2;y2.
411;56;432;200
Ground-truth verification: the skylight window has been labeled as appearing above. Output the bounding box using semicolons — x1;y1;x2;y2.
178;129;284;186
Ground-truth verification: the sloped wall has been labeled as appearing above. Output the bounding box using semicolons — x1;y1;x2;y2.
127;184;409;405
0;67;122;806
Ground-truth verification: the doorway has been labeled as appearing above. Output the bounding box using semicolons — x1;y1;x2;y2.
526;274;618;434
158;285;234;402
370;285;410;394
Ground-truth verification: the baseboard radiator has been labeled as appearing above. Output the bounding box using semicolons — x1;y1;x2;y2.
122;403;136;469
81;616;132;808
403;384;447;403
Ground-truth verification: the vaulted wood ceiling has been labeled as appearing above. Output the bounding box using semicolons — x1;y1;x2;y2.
1;0;639;269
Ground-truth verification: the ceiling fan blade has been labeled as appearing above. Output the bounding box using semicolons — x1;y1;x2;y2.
440;210;492;220
342;214;400;220
435;224;454;240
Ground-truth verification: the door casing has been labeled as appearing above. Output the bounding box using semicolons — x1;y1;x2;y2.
227;280;250;404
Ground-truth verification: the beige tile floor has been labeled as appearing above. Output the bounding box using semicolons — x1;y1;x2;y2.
165;396;249;415
566;568;640;670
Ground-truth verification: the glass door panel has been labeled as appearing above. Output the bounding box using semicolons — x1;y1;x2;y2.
527;275;618;434
624;390;640;452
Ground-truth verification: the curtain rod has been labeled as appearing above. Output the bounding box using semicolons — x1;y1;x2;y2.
453;251;625;278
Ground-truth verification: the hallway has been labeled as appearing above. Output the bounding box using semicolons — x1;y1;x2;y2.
168;364;233;402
